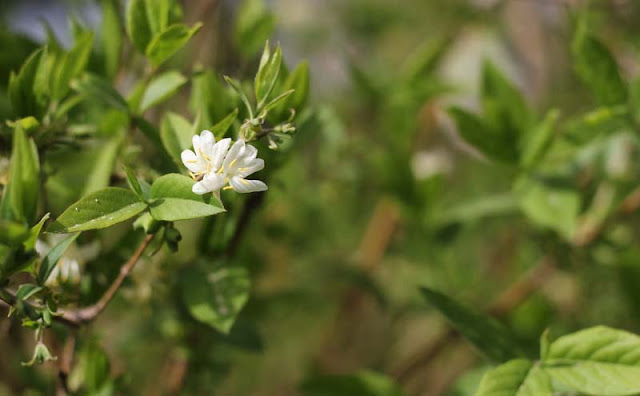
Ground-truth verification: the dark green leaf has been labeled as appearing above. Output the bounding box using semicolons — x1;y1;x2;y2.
51;32;94;100
420;287;526;362
16;283;43;301
48;188;146;233
9;48;47;118
274;61;309;116
0;220;29;246
301;370;406;396
71;73;129;111
160;112;192;162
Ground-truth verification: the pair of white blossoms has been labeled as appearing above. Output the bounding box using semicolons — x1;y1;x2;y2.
181;130;268;195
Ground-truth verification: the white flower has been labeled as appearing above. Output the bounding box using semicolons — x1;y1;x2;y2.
36;239;81;288
181;131;267;195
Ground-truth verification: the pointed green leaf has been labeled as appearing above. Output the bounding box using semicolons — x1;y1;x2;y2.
274;61;309;115
475;359;552;396
255;44;282;108
520;109;559;169
543;326;640;396
101;0;122;79
37;232;80;285
126;0;153;53
24;213;50;251
209;108;238;139
145;23;202;67
420;287;526;363
181;265;250;334
144;0;170;35
51;32;94;100
139;70;187;113
124;165;143;199
149;174;225;221
0;126;40;224
48;188;146;233
8;48;47;118
0;220;29;246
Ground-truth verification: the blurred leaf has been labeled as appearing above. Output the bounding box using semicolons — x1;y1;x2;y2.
8;48;47;118
434;193;519;227
68;340;111;393
255;43;282;108
0;126;40;224
101;0;122;79
563;105;628;145
448;107;517;163
0;220;29;246
145;23;202;67
126;0;153;53
81;137;121;196
421;287;526;363
139;70;187;113
16;283;43;301
224;76;253;117
72;73;128;111
144;0;170;35
543;326;640;395
149;174;225;221
520;110;559;169
481;61;532;148
475;359;552;396
21;342;56;367
209;108;238;139
402;37;449;84
124;165;144;199
572;29;627;106
301;370;406;396
235;0;275;57
182;265;250;334
274;61;309;116
37;232;80;285
51;32;94;100
48;188;146;233
516;177;579;240
160;112;192;162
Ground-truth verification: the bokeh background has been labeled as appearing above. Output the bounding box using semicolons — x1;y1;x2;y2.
2;0;640;395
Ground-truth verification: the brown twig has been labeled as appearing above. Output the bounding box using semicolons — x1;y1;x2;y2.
56;332;76;396
60;234;154;325
392;256;556;383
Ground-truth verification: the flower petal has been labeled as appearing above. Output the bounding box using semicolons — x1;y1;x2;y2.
192;180;211;195
211;138;231;171
243;143;258;161
237;158;264;178
202;173;227;192
199;130;214;150
229;176;267;193
223;140;246;171
181;150;205;173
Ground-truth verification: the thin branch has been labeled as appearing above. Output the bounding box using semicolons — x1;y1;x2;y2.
56;332;76;396
61;234;154;325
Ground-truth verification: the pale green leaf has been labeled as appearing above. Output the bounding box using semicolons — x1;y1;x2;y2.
160;112;193;162
126;0;153;53
145;23;202;67
149;174;225;221
139;70;187;113
475;359;552;396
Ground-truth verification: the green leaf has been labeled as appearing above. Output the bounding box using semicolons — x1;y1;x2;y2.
124;165;143;199
139;70;187;113
234;0;275;57
0;126;40;224
255;43;282;108
0;220;29;246
48;188;146;233
71;73;129;111
9;48;47;118
37;232;80;285
101;0;122;79
520;109;559;169
182;265;250;334
543;326;640;396
209;108;238;139
160;112;193;162
516;177;580;240
145;23;202;67
448;107;517;163
149;174;225;221
300;370;406;396
21;342;56;367
572;30;627;106
16;283;43;301
126;0;153;53
274;61;309;115
144;0;170;35
24;213;50;251
224;75;253;118
68;340;111;392
475;359;552;396
434;193;519;227
481;61;532;140
51;32;94;100
420;287;526;363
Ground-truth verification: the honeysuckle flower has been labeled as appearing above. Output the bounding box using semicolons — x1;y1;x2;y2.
181;131;267;195
36;239;82;288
